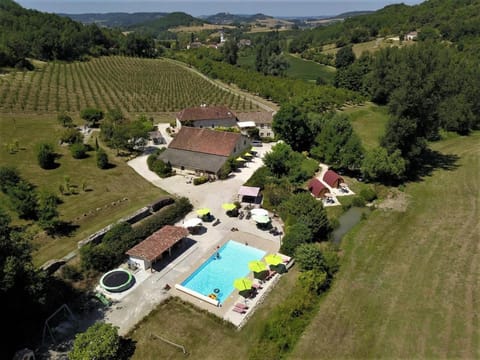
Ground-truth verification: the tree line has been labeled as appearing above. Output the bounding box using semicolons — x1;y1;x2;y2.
0;0;156;69
330;41;480;181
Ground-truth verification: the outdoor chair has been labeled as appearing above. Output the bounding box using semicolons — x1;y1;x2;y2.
233;307;246;314
235;303;248;309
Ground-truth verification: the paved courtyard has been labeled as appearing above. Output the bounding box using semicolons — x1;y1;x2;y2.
102;141;283;334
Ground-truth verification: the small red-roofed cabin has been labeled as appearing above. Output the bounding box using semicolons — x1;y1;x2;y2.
308;178;328;198
323;170;344;188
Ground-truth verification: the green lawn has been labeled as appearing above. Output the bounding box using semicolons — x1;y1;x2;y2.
343;103;389;150
291;132;480;359
129;267;299;359
237;53;335;84
0;115;166;265
284;54;335;84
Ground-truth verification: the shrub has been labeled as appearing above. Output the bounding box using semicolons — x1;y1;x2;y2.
193;176;208;185
244;166;273;189
61;265;83;281
351;196;366;207
36;142;56;169
57;113;73;127
70;143;88;159
280;223;313;256
0;166;20;192
147;152;173;178
359;187;377;202
134;197;193;239
295;243;325;271
80;107;104;127
96;148;109;169
61;128;83;144
69;323;120;360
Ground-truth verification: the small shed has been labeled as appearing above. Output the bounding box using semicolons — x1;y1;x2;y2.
126;225;189;271
238;185;261;204
323;170;344;188
308;178;328;198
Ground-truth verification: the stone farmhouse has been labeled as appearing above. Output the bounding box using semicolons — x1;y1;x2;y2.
159;127;251;177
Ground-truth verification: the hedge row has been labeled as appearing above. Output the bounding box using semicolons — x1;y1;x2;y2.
80;197;192;272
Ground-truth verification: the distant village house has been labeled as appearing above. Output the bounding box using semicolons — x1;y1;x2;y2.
404;31;418;41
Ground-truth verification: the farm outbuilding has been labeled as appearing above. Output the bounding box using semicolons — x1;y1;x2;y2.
159;127;251;177
126;225;189;271
308;178;329;198
176;105;237;129
323;170;344;188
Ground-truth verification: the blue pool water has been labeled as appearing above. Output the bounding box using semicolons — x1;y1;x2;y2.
181;240;266;304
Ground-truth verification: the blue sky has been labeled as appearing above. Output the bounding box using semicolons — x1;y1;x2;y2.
17;0;424;17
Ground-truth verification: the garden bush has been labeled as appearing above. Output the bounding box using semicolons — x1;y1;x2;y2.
70;143;88;159
351;196;366;207
360;187;377;202
193;176;208;185
36;142;56;169
96;148;109;169
147;152;173;178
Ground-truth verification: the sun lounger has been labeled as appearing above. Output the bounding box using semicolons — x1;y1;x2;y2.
234;303;248;309
252;283;262;290
233;306;246;314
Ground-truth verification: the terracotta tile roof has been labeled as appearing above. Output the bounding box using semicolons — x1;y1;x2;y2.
126;225;189;262
308;178;327;197
323;170;344;188
236;111;274;124
177;106;236;122
168;127;243;157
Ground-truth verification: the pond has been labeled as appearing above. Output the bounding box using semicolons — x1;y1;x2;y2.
332;207;370;245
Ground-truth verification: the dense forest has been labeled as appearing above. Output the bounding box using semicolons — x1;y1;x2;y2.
0;0;156;68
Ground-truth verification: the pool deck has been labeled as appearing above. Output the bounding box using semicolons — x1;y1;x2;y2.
171;231;281;326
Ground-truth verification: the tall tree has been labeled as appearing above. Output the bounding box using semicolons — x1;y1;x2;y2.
335;45;355;68
311;114;364;170
272;103;313;152
221;39;239;65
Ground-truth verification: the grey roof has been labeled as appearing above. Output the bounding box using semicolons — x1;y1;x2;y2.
159;149;227;174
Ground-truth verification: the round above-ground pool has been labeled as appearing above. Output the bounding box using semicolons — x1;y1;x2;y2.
100;269;135;293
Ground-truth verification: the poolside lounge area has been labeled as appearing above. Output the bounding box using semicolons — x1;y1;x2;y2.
171;230;292;327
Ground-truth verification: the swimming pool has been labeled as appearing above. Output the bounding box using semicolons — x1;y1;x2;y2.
181;240;266;304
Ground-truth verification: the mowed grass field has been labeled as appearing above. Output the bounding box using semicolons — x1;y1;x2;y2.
0;115;166;265
0;56;257;114
129;267;299;359
343;103;389;150
285;54;335;83
292;132;480;359
237;53;335;84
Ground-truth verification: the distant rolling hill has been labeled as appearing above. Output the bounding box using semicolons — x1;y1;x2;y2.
128;12;206;34
61;12;168;28
203;12;272;24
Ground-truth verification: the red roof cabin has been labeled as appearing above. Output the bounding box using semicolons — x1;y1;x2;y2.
323;170;344;188
308;178;328;198
126;225;189;271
